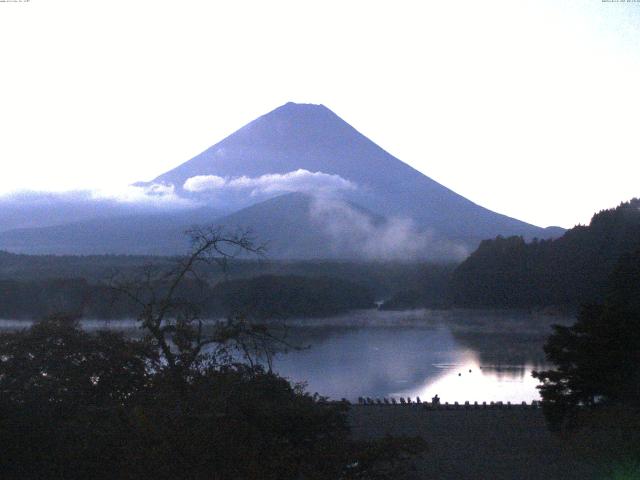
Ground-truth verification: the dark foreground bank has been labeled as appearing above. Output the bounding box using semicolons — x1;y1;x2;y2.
349;405;637;480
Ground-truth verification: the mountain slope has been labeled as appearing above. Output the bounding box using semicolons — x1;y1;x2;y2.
0;191;475;260
211;192;387;260
144;102;560;243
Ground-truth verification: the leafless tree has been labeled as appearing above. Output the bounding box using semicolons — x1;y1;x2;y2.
109;227;289;383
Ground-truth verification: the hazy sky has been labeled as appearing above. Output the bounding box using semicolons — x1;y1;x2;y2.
1;1;639;228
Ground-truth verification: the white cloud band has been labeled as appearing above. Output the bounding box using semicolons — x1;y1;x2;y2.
183;169;356;195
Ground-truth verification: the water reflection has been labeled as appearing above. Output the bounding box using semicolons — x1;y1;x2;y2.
271;325;548;403
397;358;543;404
0;310;566;403
272;326;458;401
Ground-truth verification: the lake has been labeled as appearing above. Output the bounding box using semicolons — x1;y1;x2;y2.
267;308;568;403
0;309;571;404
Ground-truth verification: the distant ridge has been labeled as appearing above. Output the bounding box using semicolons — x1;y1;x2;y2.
0;208;222;256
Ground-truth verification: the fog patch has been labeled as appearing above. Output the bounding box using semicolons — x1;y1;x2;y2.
0;182;192;209
309;196;469;261
0;189;94;204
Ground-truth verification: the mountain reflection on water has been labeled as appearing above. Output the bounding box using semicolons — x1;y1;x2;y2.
0;309;571;403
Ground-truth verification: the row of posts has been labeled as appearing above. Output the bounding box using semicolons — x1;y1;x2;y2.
351;397;542;409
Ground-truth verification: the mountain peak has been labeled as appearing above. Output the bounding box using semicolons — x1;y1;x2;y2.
281;101;328;110
259;101;337;125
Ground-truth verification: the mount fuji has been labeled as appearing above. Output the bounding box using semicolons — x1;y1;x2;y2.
0;102;563;259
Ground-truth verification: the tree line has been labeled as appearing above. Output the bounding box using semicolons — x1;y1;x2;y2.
448;198;640;309
0;274;375;320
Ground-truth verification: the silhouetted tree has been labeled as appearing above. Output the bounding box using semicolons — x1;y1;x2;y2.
0;228;426;479
0;314;151;479
533;247;640;430
109;227;280;383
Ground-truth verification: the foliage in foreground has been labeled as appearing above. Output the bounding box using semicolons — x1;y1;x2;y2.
0;274;376;321
0;316;425;479
0;229;426;479
533;247;640;430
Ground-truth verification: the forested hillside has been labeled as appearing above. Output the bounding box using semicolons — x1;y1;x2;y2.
208;275;375;319
0;252;433;297
449;199;640;309
0;275;374;320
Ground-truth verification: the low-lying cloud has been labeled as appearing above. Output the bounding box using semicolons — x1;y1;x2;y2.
183;169;356;196
91;183;192;207
183;175;227;192
309;196;469;261
0;182;192;208
0;184;195;231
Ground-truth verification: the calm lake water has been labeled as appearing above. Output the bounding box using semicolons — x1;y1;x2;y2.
0;309;569;404
272;326;544;403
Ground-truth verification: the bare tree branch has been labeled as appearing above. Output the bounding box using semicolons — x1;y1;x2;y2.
107;226;279;385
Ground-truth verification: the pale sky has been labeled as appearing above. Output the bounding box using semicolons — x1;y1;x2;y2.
1;0;639;228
